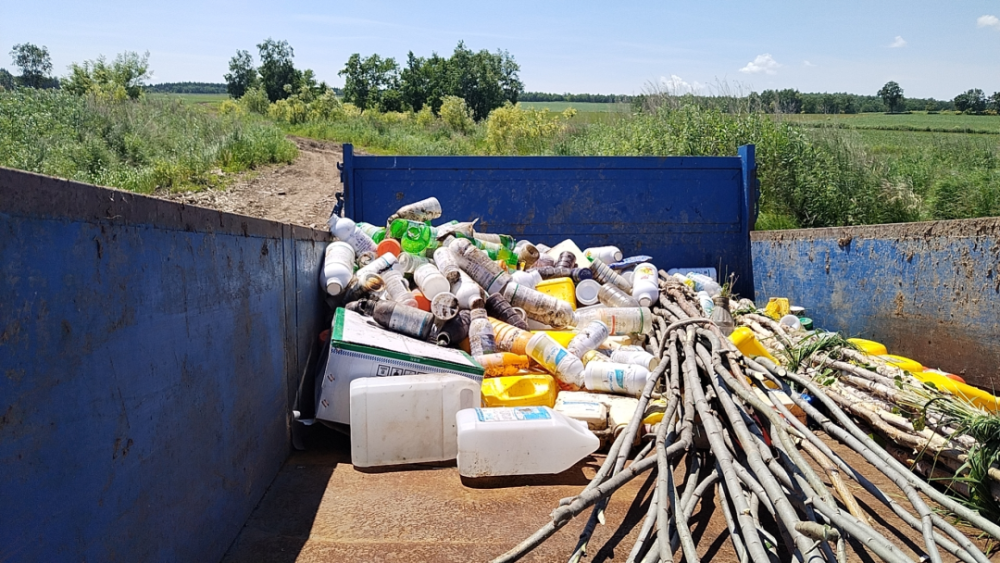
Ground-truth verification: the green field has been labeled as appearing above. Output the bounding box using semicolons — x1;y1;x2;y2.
517;101;630;113
783;112;1000;134
147;92;229;106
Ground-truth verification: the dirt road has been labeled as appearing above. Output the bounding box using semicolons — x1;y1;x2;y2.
157;137;355;230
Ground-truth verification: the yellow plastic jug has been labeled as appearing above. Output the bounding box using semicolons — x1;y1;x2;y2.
764;298;790;321
911;371;1000;413
481;373;558;408
877;354;923;374
729;327;778;363
847;338;888;356
535;277;577;310
533;330;577;348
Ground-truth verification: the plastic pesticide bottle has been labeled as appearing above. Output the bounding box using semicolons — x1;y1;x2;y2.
397;252;430;274
516;243;540;269
356;222;387;244
510;269;543;289
341;272;385;303
583;361;654;397
525;332;585;389
598;284;639;308
555;251;577;269
389;197;442;223
452;238;511;295
503;282;576;329
489;318;533;355
536;267;593;283
321;241;356;296
584;246;623;264
696;291;715;316
710;295;735;336
473;231;515;250
468;308;498;357
331;217;378;256
432;247;462;283
589;258;632;293
413;263;450;300
687;273;722;297
430;292;460;323
371;301;435;340
630;263;660;308
475;352;531;378
452;271;486;310
481;374;557;408
356;253;397;279
575;307;653;336
436;310;471;347
580;349;610;366
389;219;439;255
575;279;601;307
486;293;529;330
610;346;660;371
532;254;556;270
456;406;599;477
380;268;418;307
567;320;610;358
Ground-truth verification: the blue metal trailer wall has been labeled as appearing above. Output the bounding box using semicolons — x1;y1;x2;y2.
340;144;759;299
752;218;1000;390
0;169;329;562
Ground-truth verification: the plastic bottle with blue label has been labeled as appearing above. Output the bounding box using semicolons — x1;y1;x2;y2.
525;332;584;388
583;361;653;397
330;217;379;256
456;406;600;477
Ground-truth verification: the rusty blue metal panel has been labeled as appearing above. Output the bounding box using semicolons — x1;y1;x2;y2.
340;144;758;299
0;169;330;562
752;219;1000;390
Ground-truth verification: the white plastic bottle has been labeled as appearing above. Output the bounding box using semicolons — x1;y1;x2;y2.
330;217;378;255
452;271;485;309
567;320;610;358
610;345;660;371
574;307;653;335
351;374;480;468
510;269;543;289
432;247;461;283
320;241;356;296
356;253;397;279
686;273;722;297
583;361;654;397
397;252;430;274
584;246;623;264
414;263;450;299
380;268;418;307
525;332;584;388
630;263;660;307
456;406;600;477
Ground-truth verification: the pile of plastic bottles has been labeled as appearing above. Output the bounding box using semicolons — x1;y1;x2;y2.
323;196;689;396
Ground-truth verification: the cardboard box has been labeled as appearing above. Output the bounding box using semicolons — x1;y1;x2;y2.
316;308;484;424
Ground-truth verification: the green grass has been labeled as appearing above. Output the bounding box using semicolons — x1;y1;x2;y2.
517;101;630;113
0;88;296;193
782;112;1000;134
147;92;229;109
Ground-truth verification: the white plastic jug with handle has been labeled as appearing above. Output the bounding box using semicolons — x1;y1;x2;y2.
456;406;599;477
350;374;480;468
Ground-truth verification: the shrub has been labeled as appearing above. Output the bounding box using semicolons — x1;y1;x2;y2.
415;105;436;127
439;96;475;134
239;86;271;115
484;103;573;155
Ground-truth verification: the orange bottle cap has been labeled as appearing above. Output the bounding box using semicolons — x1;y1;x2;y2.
377;238;401;257
411;290;432;312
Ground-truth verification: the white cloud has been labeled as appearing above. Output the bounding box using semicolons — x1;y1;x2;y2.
659;74;703;94
978;15;1000;29
889;36;907;48
739;54;780;75
803;60;815;67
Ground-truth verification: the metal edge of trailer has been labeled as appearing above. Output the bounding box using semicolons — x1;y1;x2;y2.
0;167;330;562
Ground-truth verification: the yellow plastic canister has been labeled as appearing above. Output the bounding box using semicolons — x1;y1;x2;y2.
481;373;558;408
877;354;924;374
729;327;778;364
847;338;888;356
533;330;577;348
911;371;1000;413
535;277;577;310
764;297;790;321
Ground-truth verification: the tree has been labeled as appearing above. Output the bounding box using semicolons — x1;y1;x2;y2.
256;38;298;103
446;41;523;120
339;53;400;112
989;92;1000;114
224;49;257;99
62;51;151;100
954;89;987;113
877;81;904;113
10;43;53;88
0;68;13;90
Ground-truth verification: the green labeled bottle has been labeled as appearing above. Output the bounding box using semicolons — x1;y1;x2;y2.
388;219;439;254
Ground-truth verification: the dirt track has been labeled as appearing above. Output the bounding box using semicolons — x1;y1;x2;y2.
157;137;356;230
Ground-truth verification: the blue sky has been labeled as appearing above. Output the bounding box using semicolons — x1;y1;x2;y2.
2;0;998;100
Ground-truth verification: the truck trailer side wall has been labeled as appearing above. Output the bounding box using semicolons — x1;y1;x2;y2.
0;168;329;562
752;218;1000;390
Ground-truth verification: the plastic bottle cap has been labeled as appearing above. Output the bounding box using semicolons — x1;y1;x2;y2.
575;279;601;306
412;290;431;312
638;296;652;307
326;281;343;296
377;238;401;257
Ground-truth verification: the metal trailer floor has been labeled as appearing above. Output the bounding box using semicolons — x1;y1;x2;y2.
222;427;998;563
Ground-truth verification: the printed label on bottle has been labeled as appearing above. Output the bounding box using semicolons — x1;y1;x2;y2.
476;407;552;422
388;310;429;336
